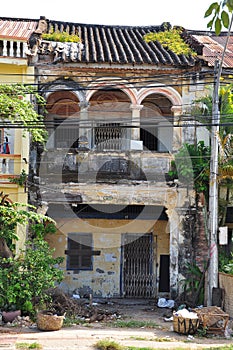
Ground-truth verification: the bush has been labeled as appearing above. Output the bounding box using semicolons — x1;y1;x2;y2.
0;238;64;314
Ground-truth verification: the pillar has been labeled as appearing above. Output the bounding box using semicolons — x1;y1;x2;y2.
171;105;182;152
130;104;143;140
79;101;90;148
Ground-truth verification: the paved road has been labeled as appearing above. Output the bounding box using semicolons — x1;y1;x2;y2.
0;325;232;350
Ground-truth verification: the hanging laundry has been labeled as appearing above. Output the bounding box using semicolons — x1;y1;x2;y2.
3;137;10;154
2;137;10;167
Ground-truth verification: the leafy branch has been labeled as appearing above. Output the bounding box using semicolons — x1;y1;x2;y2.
205;0;233;34
0;84;47;143
9;169;27;187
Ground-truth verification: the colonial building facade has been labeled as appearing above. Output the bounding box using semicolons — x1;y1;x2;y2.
2;15;227;300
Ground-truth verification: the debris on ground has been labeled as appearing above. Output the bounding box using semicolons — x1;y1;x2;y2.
2;315;36;328
194;306;229;334
0;289;122;329
157;297;175;309
47;288;121;322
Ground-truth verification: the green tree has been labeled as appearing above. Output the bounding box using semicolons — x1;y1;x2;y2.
0;192;53;257
191;85;233;224
0;84;47;143
168;141;211;199
217;133;233;226
0;192;64;314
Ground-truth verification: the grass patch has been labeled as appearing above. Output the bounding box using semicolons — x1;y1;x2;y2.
95;339;156;350
63;315;90;327
110;320;159;328
130;336;173;342
127;347;154;350
95;339;123;350
202;347;233;350
16;343;42;350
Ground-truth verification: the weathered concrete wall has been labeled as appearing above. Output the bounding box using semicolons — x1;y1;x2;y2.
40;150;172;183
42;178;195;298
46;219;169;297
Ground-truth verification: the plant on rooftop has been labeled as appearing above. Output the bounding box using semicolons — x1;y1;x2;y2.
42;26;81;43
144;27;197;56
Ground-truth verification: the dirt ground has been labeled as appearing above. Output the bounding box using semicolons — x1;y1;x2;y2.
92;298;233;343
1;297;233;349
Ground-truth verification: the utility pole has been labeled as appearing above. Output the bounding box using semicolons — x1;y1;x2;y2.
207;60;220;306
207;13;233;306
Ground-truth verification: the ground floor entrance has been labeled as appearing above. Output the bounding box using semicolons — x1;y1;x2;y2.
121;233;155;298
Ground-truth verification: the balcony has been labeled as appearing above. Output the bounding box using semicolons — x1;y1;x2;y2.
0;39;28;59
40;149;172;184
0;154;21;183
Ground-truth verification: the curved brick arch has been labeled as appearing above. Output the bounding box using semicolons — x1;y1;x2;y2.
137;85;182;107
86;78;137;104
41;81;85;103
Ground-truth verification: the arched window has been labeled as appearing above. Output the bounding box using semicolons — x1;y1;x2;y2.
89;89;131;150
140;94;173;152
46;91;80;149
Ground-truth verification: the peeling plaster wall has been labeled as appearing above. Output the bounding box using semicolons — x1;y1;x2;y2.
46;218;169;297
43;182;194;298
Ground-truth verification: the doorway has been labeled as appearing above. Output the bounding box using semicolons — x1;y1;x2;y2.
121;233;155;298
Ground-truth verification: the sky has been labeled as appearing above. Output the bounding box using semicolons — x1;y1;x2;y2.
1;0;215;31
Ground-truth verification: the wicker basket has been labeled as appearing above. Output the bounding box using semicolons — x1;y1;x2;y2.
173;313;199;335
37;310;64;331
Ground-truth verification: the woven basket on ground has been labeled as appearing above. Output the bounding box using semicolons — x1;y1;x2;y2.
173;313;199;335
37;310;64;331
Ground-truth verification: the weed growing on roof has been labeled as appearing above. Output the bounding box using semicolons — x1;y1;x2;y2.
42;26;81;43
144;27;197;56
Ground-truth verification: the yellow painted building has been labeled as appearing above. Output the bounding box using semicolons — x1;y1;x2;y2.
0;19;37;253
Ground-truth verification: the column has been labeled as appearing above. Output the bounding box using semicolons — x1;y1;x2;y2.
166;207;181;299
171;105;182;152
78;101;90;148
130;103;143;150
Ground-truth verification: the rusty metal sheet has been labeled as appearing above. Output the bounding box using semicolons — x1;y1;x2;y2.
193;34;233;68
0;20;37;40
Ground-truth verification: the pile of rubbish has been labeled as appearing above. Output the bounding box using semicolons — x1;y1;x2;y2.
157;298;231;337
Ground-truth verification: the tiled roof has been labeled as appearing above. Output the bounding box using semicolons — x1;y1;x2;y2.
42;20;197;66
185;30;233;68
6;17;233;69
0;17;37;41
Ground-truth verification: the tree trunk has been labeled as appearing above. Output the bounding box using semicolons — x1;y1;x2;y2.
0;238;13;258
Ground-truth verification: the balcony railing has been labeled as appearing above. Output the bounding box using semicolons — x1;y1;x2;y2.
0;40;28;58
40;150;172;184
0;154;21;181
